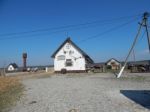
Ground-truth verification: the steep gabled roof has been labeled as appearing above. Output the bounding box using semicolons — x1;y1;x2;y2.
51;37;94;63
8;63;18;68
106;58;120;64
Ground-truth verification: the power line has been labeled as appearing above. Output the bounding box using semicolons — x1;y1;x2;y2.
132;31;146;61
0;16;141;41
0;22;128;41
0;14;142;37
136;30;146;45
78;17;139;43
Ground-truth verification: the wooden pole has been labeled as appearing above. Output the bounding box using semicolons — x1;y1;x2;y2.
117;18;144;78
144;13;150;53
117;12;150;78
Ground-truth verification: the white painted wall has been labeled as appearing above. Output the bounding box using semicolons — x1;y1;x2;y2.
107;59;120;66
54;42;86;71
7;65;15;71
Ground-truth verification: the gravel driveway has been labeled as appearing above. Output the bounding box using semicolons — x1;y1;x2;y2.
10;73;150;112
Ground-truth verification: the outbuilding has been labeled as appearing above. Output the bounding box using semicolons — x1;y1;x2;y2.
106;58;121;70
7;63;18;71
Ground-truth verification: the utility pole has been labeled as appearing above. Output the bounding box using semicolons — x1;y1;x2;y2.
132;49;136;62
117;12;150;78
2;61;6;76
144;12;150;53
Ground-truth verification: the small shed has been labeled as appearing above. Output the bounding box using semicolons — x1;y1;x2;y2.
87;62;106;72
7;63;18;71
106;58;121;70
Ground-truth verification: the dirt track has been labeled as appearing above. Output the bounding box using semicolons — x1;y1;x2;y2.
10;73;150;112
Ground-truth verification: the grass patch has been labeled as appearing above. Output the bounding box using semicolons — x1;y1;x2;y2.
0;77;24;112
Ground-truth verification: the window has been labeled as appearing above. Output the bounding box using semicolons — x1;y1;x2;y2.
57;55;65;60
111;62;115;65
65;59;73;66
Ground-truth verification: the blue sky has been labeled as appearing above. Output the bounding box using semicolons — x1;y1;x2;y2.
0;0;150;67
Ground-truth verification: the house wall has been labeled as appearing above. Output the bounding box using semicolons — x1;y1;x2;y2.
8;65;15;71
107;59;120;66
54;42;86;71
107;59;121;70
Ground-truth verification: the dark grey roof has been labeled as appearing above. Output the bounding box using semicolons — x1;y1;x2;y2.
8;63;18;68
51;37;94;63
127;60;150;65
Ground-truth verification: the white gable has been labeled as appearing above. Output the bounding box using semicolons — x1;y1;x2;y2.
55;42;83;58
8;65;15;71
107;59;120;66
54;42;86;71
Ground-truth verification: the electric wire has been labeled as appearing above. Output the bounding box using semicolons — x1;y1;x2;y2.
78;17;139;43
0;14;142;38
0;22;131;41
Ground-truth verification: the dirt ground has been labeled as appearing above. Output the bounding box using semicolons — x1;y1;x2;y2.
9;73;150;112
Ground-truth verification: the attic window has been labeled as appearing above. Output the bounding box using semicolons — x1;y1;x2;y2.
65;59;73;66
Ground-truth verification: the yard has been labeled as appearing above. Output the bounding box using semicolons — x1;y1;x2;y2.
4;73;150;112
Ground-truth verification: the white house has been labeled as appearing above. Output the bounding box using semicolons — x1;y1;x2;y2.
51;38;94;73
7;63;18;71
106;58;121;70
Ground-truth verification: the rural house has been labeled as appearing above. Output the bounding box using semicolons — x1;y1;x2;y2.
106;58;121;70
7;63;18;71
51;38;94;73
